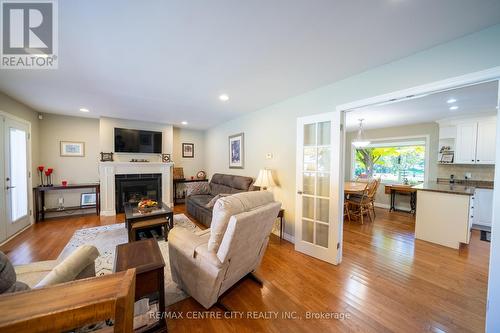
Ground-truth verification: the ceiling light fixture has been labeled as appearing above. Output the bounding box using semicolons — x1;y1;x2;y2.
447;98;457;104
352;119;370;148
79;108;89;112
181;121;188;125
449;106;459;111
219;94;229;102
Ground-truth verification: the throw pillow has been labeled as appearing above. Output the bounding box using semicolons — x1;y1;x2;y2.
36;245;99;288
185;182;210;197
0;251;30;294
205;193;230;208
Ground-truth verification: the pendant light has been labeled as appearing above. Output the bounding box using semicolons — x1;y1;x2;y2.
352;119;370;147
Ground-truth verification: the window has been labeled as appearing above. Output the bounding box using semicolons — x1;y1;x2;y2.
353;141;426;184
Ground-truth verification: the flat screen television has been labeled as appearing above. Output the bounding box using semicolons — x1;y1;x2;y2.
114;128;162;153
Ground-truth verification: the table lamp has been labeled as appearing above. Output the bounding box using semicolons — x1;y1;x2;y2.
254;169;276;190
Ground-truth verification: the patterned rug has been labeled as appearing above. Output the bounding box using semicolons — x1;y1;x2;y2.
59;214;201;306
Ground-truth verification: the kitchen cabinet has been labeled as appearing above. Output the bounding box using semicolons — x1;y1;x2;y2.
474;188;493;227
455;122;478;164
455;119;496;164
415;187;474;249
476;121;497;164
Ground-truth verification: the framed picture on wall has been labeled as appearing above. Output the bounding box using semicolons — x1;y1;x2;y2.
182;143;194;158
80;193;96;206
60;141;85;157
229;133;244;169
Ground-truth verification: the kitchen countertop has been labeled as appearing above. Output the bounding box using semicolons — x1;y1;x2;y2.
412;182;475;196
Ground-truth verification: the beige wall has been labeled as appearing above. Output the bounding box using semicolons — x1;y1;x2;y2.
39;114;100;209
172;127;206;179
0;92;40;179
205;24;500;239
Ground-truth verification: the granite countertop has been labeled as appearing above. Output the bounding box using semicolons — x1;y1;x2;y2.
412;182;475;196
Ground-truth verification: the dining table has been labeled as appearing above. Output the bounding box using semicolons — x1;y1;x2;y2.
344;181;367;195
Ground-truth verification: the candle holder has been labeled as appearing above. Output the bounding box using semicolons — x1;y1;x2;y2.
37;166;44;187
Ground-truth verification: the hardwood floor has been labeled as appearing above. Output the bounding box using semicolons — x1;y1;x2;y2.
0;207;489;332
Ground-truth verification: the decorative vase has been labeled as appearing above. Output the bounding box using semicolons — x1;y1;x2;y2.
38;166;44;186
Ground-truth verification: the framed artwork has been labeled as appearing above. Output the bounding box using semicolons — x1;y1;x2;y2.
80;193;96;206
100;152;114;162
161;153;171;163
182;143;194;158
440;152;454;163
60;141;85;157
229;133;244;169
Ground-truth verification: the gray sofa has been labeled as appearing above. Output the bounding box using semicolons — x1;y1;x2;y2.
186;173;254;227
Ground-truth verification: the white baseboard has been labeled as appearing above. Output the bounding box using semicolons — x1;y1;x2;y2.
0;224;31;247
282;232;295;243
374;202;411;212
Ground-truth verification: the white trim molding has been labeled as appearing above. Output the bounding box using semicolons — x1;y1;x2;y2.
98;162;174;216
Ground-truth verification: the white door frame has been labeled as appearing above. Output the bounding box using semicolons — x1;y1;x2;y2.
332;66;500;331
295;112;344;265
0;110;34;244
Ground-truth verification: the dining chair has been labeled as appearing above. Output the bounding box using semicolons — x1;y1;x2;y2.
346;182;370;224
367;178;381;218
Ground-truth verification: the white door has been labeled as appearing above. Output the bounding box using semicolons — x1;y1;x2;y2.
2;116;31;240
295;113;342;264
455;122;478;164
476;120;497;164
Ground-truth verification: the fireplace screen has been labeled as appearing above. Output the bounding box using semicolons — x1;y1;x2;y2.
115;174;162;213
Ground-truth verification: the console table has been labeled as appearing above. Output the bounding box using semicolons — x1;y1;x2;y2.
33;183;100;222
384;184;417;214
173;178;208;204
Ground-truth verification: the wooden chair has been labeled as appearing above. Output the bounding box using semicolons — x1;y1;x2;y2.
0;269;136;333
346;182;370;224
367;178;381;218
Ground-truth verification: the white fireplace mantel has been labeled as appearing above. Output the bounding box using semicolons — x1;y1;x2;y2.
98;162;174;216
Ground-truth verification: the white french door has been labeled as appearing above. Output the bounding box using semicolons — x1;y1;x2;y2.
295;112;343;265
1;115;31;242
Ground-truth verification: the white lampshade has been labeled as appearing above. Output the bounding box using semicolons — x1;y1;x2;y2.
352;118;370;148
254;169;276;189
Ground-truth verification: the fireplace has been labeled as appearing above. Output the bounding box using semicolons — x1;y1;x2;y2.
115;173;162;213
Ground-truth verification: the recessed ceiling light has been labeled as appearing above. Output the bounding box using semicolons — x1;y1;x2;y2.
79;108;89;112
449;106;459;110
219;94;229;102
447;98;457;104
181;121;188;125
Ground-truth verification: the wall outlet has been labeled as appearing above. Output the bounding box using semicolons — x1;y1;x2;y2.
465;172;472;180
266;153;273;159
58;197;64;205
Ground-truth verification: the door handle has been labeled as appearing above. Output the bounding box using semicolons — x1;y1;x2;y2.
297;190;303;195
6;186;16;190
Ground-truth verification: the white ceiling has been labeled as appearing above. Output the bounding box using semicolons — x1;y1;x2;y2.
1;1;500;129
346;80;499;131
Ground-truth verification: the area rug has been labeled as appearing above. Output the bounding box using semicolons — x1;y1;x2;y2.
59;214;201;306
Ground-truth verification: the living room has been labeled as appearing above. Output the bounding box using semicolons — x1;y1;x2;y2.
1;1;500;332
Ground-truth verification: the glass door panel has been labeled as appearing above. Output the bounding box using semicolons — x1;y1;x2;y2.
4;118;31;239
299;120;332;248
9;128;28;221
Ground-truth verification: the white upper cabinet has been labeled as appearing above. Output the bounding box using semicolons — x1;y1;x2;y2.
455;122;478;164
453;117;496;165
475;120;496;164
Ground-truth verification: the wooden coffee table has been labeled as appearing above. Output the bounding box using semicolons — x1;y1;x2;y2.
124;202;174;242
114;239;166;332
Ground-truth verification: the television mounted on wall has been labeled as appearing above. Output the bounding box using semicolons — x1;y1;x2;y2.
114;128;162;153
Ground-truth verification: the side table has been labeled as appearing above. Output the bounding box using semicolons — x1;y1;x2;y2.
114;239;166;332
278;209;285;240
